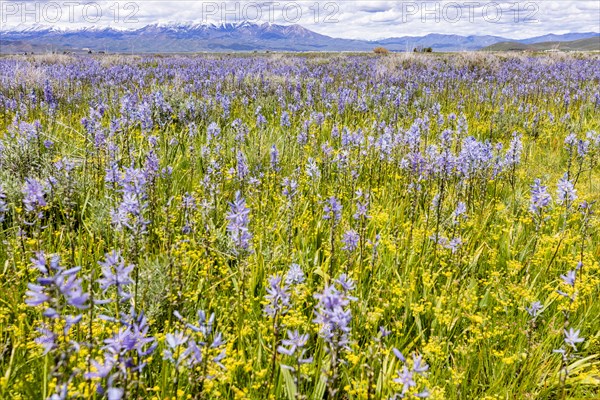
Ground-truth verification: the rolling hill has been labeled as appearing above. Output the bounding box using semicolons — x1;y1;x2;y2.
482;37;600;52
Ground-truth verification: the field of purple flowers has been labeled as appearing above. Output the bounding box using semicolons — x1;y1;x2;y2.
0;52;599;399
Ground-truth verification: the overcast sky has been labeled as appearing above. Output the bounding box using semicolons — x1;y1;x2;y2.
1;1;599;39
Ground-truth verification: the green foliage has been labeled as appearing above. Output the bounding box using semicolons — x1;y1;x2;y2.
0;53;599;399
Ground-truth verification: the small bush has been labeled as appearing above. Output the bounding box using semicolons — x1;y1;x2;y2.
373;46;390;55
414;47;433;53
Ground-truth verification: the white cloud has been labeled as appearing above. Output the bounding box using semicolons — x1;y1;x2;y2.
1;0;598;39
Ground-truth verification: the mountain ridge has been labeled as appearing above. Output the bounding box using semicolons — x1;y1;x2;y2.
482;37;600;52
1;22;599;53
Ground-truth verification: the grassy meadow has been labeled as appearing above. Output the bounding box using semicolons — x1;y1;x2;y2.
0;52;599;399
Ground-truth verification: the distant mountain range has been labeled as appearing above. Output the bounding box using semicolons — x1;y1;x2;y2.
482;37;600;52
1;22;599;53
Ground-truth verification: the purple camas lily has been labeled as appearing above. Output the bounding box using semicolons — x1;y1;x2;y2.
314;274;356;397
323;196;342;224
110;167;149;235
26;252;89;400
280;111;291;127
264;274;291;318
353;189;370;220
0;185;8;223
180;192;197;234
256;112;267;127
144;150;160;182
34;325;57;355
530;179;552;215
89;307;157;395
270;145;280;171
342;230;360;252
556;173;577;206
556;263;582;303
560;270;576;287
226;191;252;253
452;202;467;224
236;150;249;181
26;252;89;312
170;310;227;372
88;249;156;397
564;133;577;149
282;178;298;200
391;350;430;399
526;301;544;319
163;331;189;369
277;330;313;370
22;177;46;218
504;132;523;167
313;275;356;350
564;328;585;351
207;121;220;140
97;250;134;302
285;263;305;286
278;330;309;357
306;157;320;180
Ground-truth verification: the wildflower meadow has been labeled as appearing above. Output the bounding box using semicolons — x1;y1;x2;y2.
0;52;599;399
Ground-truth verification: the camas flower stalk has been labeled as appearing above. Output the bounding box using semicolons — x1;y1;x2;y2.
0;184;8;224
362;326;391;400
236;150;250;183
97;250;134;312
286;263;305;286
52;158;80;264
556;173;577;210
277;330;313;400
171;310;227;396
564;133;577;181
87;308;157;399
555;326;585;400
270;144;280;172
577;201;594;277
341;230;359;253
504;132;522;190
264;274;292;396
353;189;371;267
427;193;442;255
226;191;253;347
547;174;577;270
180;192;197;236
323;196;342;276
226;191;252;254
555;263;584;400
22;177;47;230
390;349;430;399
25;252;89;400
313;274;356;399
525;178;552;273
530;179;552;221
110;167;150;238
282;177;299;254
109;166;150;308
515;301;544;386
88;251;156;399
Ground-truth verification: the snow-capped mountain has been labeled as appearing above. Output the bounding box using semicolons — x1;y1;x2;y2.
1;22;598;53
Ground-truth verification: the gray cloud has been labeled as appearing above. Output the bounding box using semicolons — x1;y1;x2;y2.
1;0;598;40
